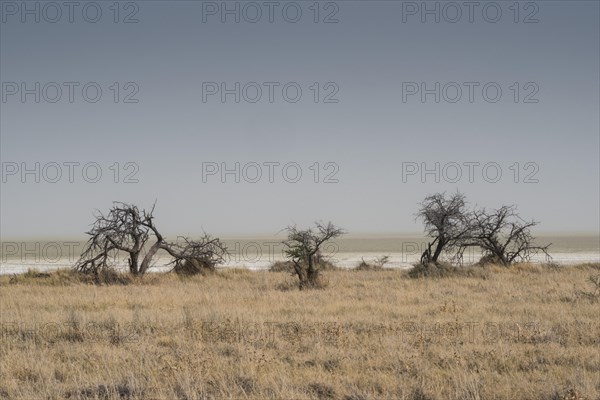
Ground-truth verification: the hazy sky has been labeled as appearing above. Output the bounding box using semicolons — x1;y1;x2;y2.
1;0;599;238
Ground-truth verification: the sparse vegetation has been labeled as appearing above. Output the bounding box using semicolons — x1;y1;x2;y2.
269;260;295;273
1;263;598;399
7;268;146;286
355;258;379;271
163;235;229;275
282;221;345;289
417;192;552;267
74;202;165;276
3;200;596;399
355;255;389;271
458;204;551;266
74;202;228;277
416;192;470;264
575;265;600;302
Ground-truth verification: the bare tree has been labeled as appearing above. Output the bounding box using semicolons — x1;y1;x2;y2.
283;222;345;289
416;192;470;264
161;235;228;275
458;205;551;266
74;202;164;276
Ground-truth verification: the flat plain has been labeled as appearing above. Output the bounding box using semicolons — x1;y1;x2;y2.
0;263;599;399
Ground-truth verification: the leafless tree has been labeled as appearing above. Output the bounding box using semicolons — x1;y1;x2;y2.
457;205;551;266
161;235;228;275
416;192;470;264
283;222;345;289
74;202;230;277
74;202;164;276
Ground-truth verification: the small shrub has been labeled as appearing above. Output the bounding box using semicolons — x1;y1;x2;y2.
344;394;367;400
22;269;51;279
275;279;298;291
475;254;505;267
2;269;135;286
575;273;600;302
275;272;329;290
68;383;138;399
92;269;134;285
270;260;339;273
410;386;435;400
547;387;589;400
355;256;388;271
408;262;457;278
302;273;330;290
172;258;215;276
269;261;295;273
318;259;339;271
234;376;255;394
543;261;562;271
307;383;336;399
408;262;490;280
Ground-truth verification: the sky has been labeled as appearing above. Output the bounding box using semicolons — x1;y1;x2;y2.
0;0;599;238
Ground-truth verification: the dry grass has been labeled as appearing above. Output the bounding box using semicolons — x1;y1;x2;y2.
0;264;599;399
354;260;383;272
269;260;340;274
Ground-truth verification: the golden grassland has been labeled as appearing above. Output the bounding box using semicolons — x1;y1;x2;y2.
0;263;599;400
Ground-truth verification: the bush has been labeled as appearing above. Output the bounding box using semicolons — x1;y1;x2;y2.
355;259;382;271
91;269;135;285
3;268;135;286
408;262;455;278
307;383;336;399
22;269;52;279
269;259;339;273
269;261;295;273
355;256;389;271
475;254;505;266
318;259;339;271
270;260;333;290
408;262;490;280
172;258;216;276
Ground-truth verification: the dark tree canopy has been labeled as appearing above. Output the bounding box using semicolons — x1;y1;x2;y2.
415;193;552;267
416;192;470;264
74;202;228;276
74;202;164;276
161;235;228;275
458;205;551;266
283;221;345;289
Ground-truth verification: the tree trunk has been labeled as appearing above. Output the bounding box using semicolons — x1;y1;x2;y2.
139;240;162;275
292;261;308;290
129;252;139;275
307;268;319;287
306;255;319;287
431;238;445;262
421;242;433;264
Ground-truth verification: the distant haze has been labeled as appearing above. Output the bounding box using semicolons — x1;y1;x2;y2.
1;1;598;238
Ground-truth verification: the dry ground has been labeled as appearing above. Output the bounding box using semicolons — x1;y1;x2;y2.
0;264;599;400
